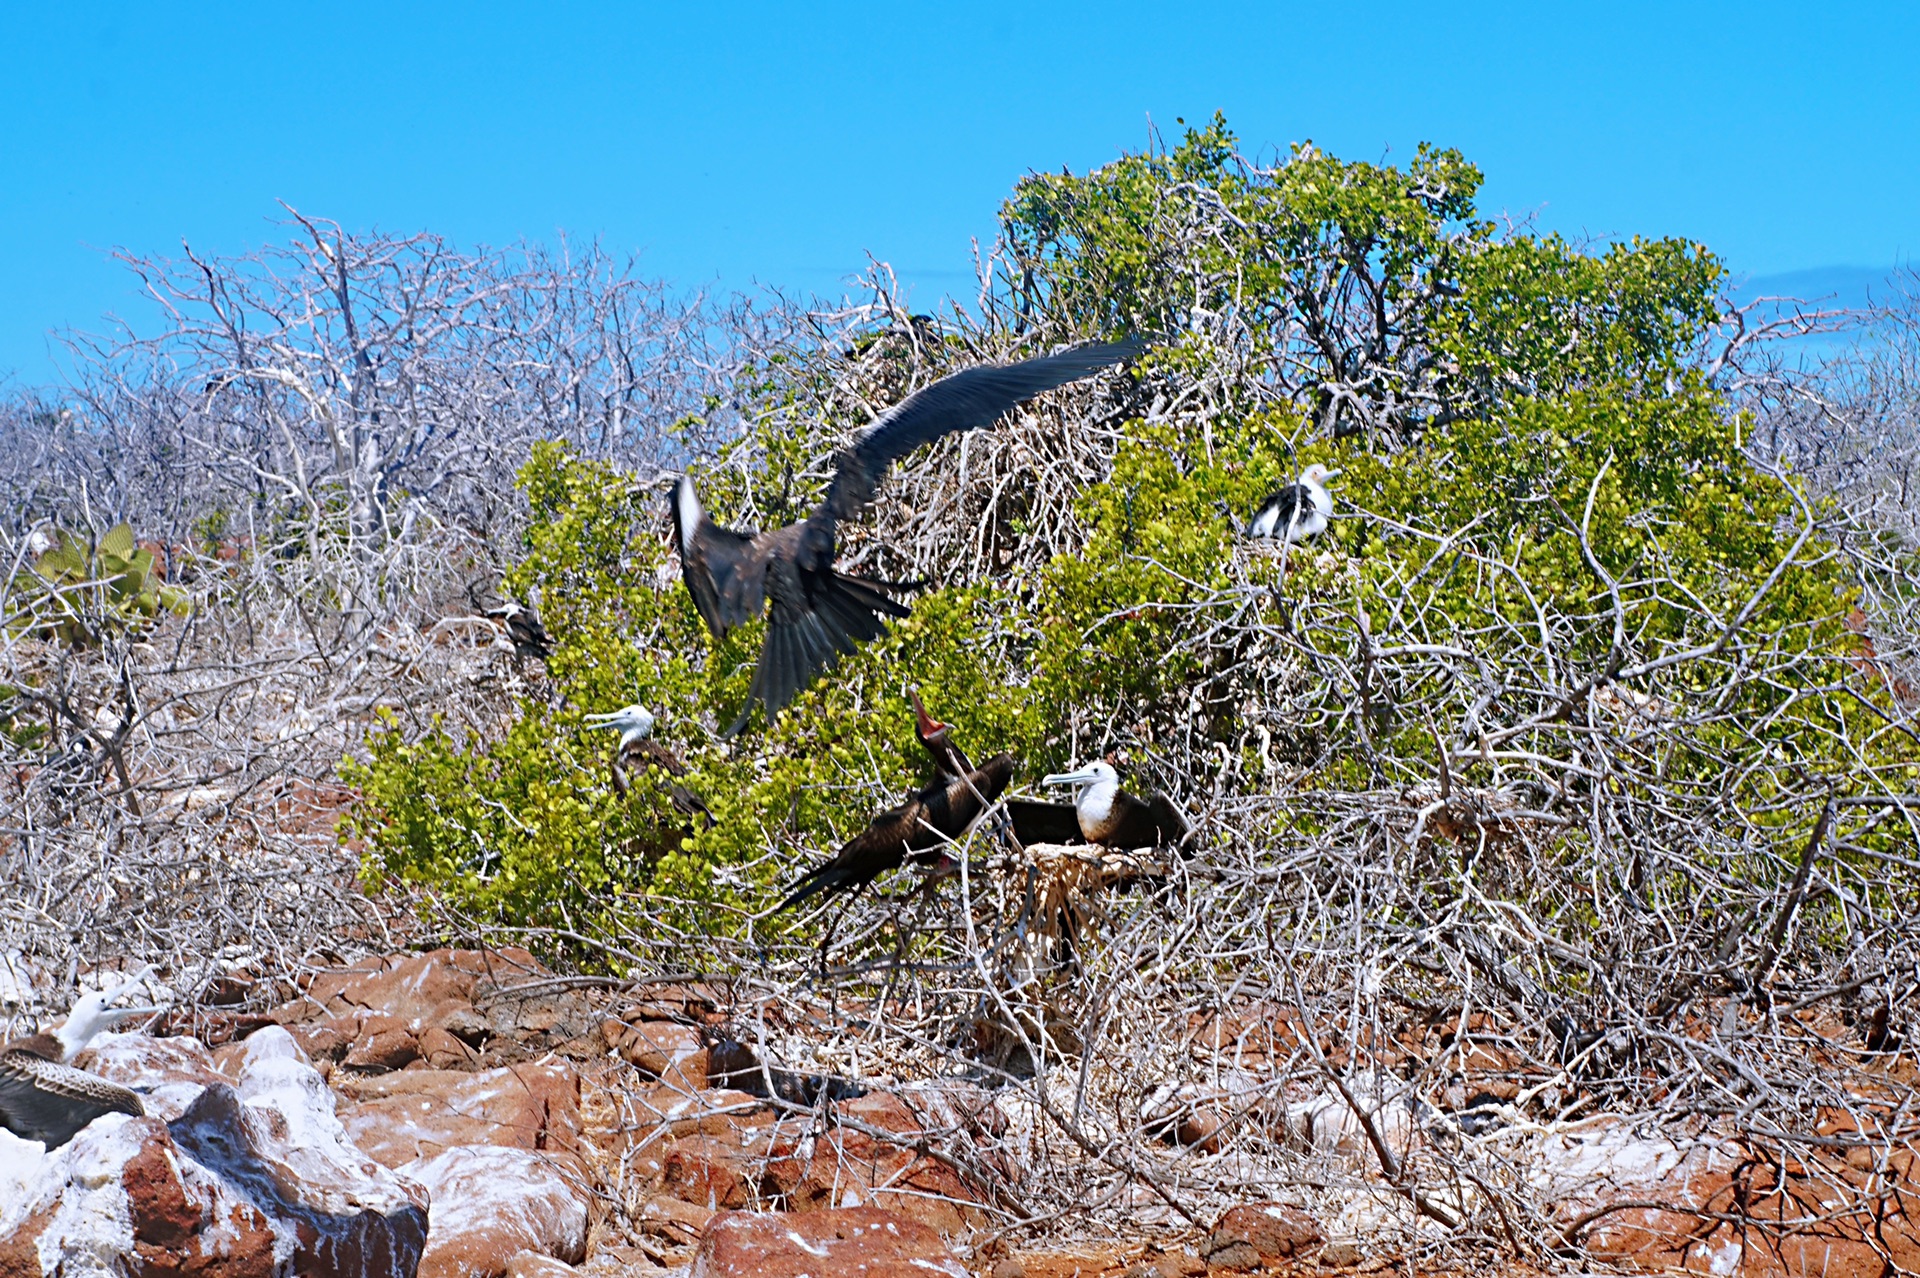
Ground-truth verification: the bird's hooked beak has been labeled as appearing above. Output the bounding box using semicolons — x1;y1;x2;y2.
1321;468;1342;482
1042;765;1104;789
907;687;946;739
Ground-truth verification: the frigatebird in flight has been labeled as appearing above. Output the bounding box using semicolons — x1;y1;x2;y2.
0;967;162;1148
672;339;1145;732
1041;760;1191;851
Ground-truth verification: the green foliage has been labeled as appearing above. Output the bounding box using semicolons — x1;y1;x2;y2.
9;522;189;646
345;119;1901;960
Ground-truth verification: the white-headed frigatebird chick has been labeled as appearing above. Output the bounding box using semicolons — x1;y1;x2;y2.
584;703;710;822
1041;760;1191;851
775;753;1017;914
1247;463;1339;543
1;966;163;1148
671;339;1145;734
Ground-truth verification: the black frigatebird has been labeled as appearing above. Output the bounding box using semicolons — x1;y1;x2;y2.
908;687;973;780
1247;464;1340;542
672;339;1145;733
775;753;1017;913
910;690;1085;844
1041;760;1191;851
0;968;162;1149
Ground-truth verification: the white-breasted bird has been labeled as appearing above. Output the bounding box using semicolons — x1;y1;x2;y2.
1;966;164;1148
1247;464;1340;542
1040;760;1191;851
584;703;708;819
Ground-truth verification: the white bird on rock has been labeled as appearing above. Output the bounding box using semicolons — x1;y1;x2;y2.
0;966;163;1148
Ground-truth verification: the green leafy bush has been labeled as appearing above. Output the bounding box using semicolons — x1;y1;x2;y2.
345;119;1906;958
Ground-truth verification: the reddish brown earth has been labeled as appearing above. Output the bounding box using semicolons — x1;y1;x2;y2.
7;947;1914;1278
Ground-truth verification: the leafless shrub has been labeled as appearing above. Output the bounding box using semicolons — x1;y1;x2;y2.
3;221;1917;1265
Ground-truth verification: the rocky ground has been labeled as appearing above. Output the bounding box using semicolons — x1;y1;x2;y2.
2;949;1915;1278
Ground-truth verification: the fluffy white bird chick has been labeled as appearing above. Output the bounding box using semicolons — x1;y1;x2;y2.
54;965;163;1061
584;703;657;751
1247;463;1340;542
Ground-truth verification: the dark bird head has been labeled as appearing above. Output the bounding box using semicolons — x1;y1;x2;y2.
908;686;947;744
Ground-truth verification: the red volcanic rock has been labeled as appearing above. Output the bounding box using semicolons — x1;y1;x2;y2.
611;1084;772;1190
692;1206;968;1278
762;1086;1000;1234
1532;1119;1920;1277
0;1026;429;1277
603;1018;708;1090
1204;1203;1324;1270
337;1061;582;1167
503;1253;581;1278
274;947;595;1069
662;1134;763;1210
406;1145;590;1278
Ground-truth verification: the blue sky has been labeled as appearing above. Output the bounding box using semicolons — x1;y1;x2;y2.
2;1;1914;387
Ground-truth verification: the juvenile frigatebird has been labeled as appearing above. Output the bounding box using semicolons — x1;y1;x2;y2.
672;339;1144;732
488;601;551;660
1041;760;1191;851
1247;464;1340;542
1;968;161;1148
775;753;1017;913
584;703;710;821
469;581;553;660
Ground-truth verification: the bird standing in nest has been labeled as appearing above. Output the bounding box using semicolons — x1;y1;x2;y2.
1;968;163;1148
671;339;1144;733
1041;759;1191;851
1246;463;1340;543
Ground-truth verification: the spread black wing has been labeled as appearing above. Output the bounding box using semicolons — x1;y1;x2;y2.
1006;799;1086;845
735;339;1143;729
806;338;1146;557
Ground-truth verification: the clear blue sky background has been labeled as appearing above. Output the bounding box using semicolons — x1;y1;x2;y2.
2;1;1913;388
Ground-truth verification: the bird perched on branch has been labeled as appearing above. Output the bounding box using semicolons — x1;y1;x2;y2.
1247;464;1340;543
672;339;1145;733
469;581;553;660
775;752;1017;914
1041;760;1191;851
583;703;709;821
1;967;162;1148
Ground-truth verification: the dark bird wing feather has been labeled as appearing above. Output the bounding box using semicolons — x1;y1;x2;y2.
812;339;1145;547
0;1051;144;1148
680;519;764;637
1147;793;1193;848
695;339;1142;729
1252;484;1306;533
